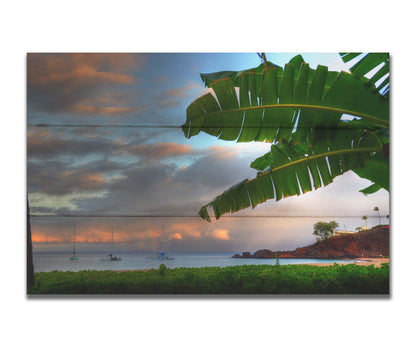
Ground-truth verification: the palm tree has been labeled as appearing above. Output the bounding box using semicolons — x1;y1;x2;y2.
181;53;389;222
374;206;381;225
362;216;368;229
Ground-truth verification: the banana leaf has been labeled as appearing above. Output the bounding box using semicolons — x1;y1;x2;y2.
339;52;389;96
199;138;384;222
359;183;382;195
200;61;281;94
182;56;388;145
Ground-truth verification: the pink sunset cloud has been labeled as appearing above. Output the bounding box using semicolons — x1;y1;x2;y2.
207;228;232;241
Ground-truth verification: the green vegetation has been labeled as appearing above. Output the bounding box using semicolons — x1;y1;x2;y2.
362;215;368;228
28;263;389;295
275;253;280;266
374;206;381;224
313;221;339;241
181;53;389;222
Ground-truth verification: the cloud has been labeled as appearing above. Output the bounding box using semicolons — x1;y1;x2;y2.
31;62;134;86
206;228;232;240
126;142;194;159
174;145;252;193
28;137;262;216
27;129;118;159
27;127;150;160
27;128;198;166
169;232;182;240
28;53;141;86
68;163;177;214
170;222;202;239
72;104;143;116
31;233;62;244
156;81;205;109
27;53;145;116
28;164;109;196
31;219;195;250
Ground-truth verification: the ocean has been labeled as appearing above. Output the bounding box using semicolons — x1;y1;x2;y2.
33;251;356;272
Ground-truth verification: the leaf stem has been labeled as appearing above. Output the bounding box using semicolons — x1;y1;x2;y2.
256;146;382;180
206;104;389;128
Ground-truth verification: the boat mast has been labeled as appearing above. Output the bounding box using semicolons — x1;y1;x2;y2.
73;224;76;256
111;226;114;256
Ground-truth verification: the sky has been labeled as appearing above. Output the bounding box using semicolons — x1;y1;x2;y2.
27;52;390;253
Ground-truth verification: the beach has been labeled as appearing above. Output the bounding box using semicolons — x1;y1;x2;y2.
302;258;389;267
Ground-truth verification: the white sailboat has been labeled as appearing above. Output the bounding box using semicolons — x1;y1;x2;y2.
149;224;175;260
101;227;122;261
70;224;78;260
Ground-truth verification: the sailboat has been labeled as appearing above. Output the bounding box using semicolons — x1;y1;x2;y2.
150;251;174;260
70;224;78;260
101;227;122;261
149;224;175;260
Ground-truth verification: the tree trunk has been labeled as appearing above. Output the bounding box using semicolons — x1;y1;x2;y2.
27;197;34;290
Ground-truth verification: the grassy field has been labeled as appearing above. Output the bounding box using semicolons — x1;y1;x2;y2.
28;263;389;295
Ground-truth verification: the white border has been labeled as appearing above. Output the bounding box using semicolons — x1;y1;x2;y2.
2;1;414;346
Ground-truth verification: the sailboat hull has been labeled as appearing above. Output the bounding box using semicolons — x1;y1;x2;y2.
100;254;122;261
149;253;174;260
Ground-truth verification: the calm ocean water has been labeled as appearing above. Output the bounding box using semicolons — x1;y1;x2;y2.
33;251;356;272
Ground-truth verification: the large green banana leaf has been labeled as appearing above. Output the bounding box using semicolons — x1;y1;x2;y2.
182;55;388;145
198;126;387;222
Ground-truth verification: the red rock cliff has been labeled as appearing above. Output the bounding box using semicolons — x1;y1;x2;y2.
232;226;389;259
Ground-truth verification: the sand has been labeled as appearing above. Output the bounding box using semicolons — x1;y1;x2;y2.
301;258;389;268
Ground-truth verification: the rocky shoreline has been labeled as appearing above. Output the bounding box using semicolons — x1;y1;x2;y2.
232;226;389;259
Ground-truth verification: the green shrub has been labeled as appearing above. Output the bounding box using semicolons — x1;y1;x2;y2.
28;264;389;295
158;263;167;276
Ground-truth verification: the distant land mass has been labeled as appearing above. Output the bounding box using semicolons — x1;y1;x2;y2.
233;226;389;259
